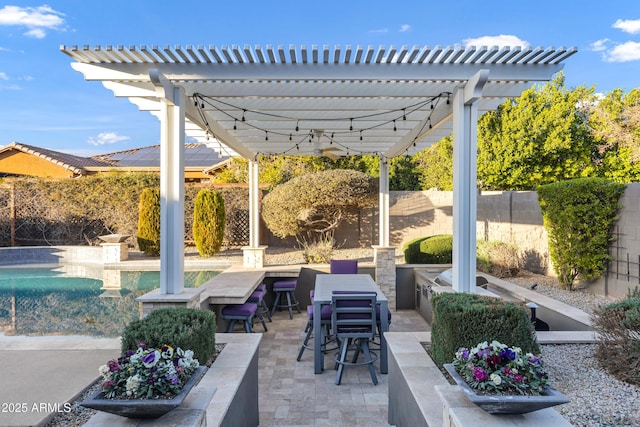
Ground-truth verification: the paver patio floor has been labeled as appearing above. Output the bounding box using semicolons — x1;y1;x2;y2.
257;307;429;426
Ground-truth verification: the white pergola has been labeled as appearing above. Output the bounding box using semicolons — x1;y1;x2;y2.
61;44;576;296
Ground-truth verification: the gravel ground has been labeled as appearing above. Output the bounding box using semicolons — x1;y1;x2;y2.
505;271;640;427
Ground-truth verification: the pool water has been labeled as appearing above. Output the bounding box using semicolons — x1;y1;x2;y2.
0;266;219;337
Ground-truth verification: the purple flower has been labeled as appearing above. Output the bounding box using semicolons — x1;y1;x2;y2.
107;359;121;372
125;350;135;357
142;352;155;364
500;348;516;361
102;380;115;389
473;367;488;382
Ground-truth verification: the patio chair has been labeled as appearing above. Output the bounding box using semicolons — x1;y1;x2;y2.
331;292;378;385
330;259;358;274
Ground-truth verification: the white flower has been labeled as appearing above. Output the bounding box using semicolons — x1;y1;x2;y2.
490;373;502;385
98;364;110;379
125;374;141;395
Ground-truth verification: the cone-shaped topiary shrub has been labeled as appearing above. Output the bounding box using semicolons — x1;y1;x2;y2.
136;188;160;256
193;189;226;257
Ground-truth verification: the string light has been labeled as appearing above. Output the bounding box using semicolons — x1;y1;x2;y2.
191;92;451;157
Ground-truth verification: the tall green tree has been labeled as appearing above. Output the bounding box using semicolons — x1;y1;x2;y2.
477;74;598;190
589;88;640;182
414;136;454;190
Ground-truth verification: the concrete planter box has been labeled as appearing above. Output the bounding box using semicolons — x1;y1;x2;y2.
386;332;571;427
84;333;261;427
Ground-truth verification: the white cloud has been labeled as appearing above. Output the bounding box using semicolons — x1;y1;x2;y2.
613;18;640;34
463;35;530;48
603;41;640;62
0;72;8;80
87;132;130;147
0;5;66;38
591;38;610;52
399;24;411;32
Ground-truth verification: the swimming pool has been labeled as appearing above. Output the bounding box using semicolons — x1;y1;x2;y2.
0;265;219;337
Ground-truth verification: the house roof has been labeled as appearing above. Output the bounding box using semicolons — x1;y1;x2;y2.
91;143;226;167
0;141;112;175
60;44;577;160
0;141;227;177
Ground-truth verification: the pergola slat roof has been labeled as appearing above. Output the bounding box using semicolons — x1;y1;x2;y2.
61;44;576;160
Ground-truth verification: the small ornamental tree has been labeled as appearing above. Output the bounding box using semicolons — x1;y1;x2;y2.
193;189;225;257
136;188;161;256
261;169;377;240
537;178;625;290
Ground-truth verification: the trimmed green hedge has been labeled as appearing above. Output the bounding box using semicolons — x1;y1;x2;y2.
121;308;216;364
430;292;539;367
538;178;625;290
403;234;453;264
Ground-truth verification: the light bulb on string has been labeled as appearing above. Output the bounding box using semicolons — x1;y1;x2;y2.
265;131;268;141
242;110;246;122
234;119;237;130
289;133;292;141
350;118;353;131
295;121;299;132
402;109;406;121
393;120;397;132
360;130;363;141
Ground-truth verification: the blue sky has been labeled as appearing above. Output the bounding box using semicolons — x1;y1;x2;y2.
1;1;639;157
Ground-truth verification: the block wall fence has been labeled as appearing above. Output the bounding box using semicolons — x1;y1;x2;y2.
271;186;640;299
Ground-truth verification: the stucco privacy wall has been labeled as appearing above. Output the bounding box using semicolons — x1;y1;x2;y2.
343;190;550;274
592;183;640;299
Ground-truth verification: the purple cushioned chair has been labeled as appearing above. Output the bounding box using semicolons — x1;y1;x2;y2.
247;288;270;331
330;260;358;274
221;303;259;333
331;292;378;385
297;304;334;361
270;279;301;319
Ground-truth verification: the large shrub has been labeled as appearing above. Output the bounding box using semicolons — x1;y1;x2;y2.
538;178;625;290
261;169;377;239
121;307;216;364
592;289;640;386
430;292;539;367
476;240;522;278
193;189;225;257
136;188;161;256
403;234;453;264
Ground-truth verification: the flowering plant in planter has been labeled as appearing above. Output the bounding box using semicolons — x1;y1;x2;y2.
452;340;549;396
98;342;200;399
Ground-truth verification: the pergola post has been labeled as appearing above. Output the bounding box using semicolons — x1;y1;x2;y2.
374;155;396;310
452;70;488;293
243;158;266;268
152;70;186;295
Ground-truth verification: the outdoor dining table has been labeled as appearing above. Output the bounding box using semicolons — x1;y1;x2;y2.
313;273;389;375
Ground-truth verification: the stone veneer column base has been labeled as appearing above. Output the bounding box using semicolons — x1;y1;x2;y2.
101;242;128;263
242;245;267;268
373;245;396;311
136;288;205;318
